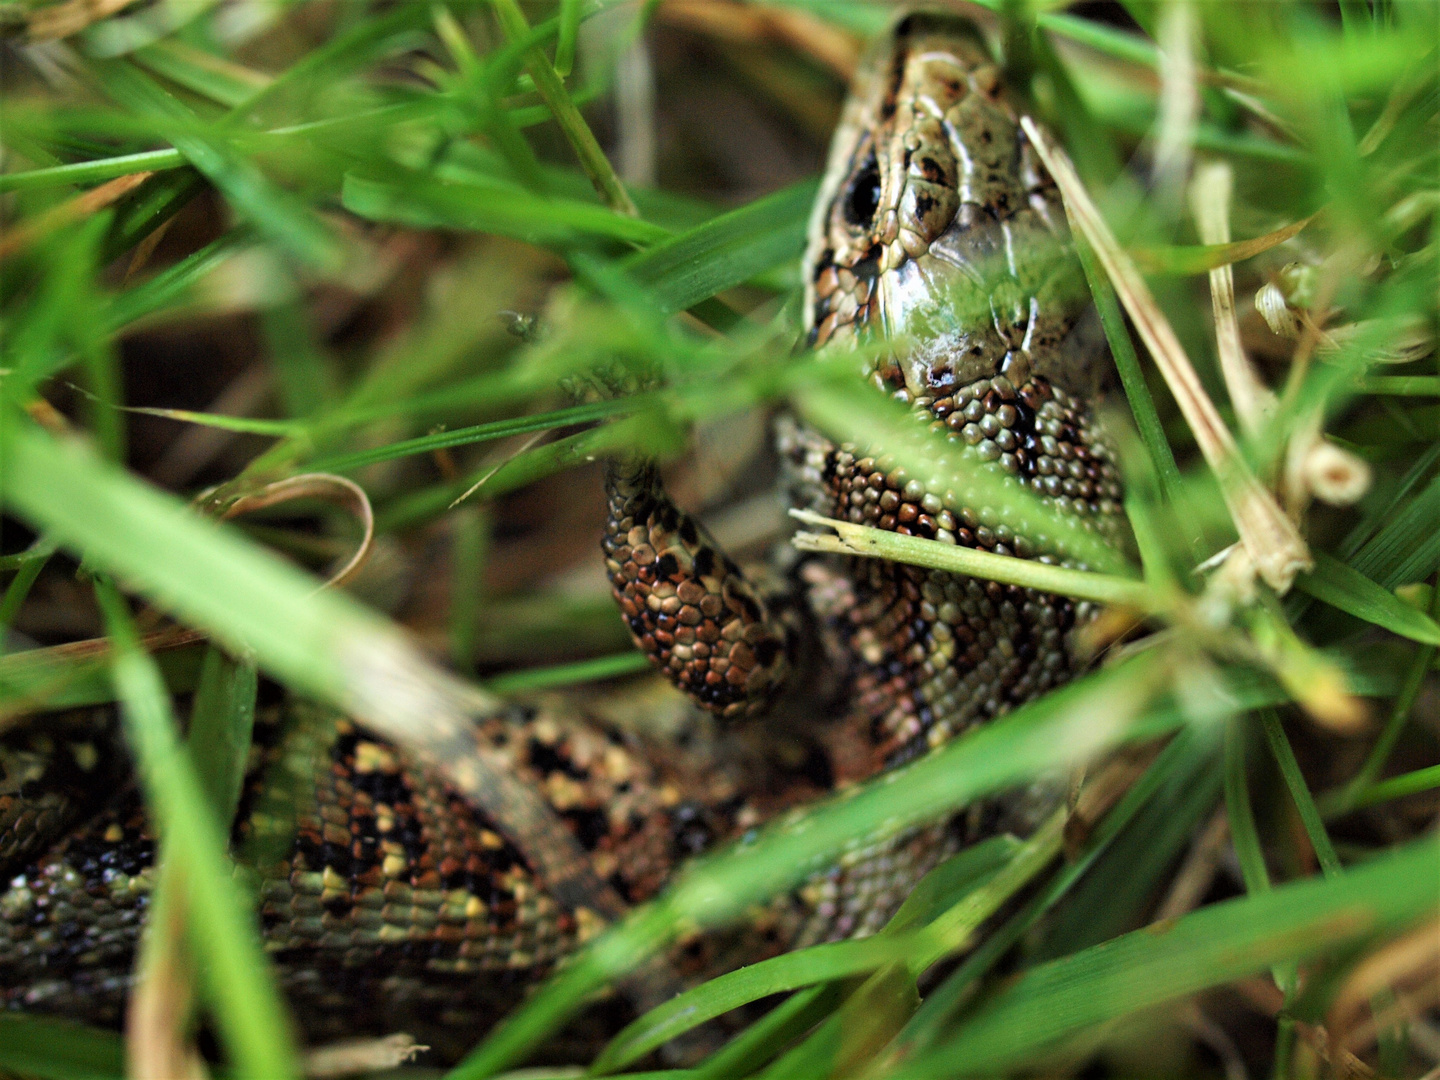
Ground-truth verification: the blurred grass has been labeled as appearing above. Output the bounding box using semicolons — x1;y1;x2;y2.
0;1;1437;1079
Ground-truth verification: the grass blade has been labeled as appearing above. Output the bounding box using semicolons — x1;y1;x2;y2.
1295;551;1440;645
624;179;818;314
889;837;1440;1077
0;1015;126;1080
94;580;300;1080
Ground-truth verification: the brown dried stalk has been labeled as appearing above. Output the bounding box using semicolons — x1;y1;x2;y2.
1189;161;1276;439
1023;116;1312;593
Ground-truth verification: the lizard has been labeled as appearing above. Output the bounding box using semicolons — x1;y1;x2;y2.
0;8;1124;1066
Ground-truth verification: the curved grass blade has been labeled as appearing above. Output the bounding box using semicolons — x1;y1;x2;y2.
593;936;919;1073
692;984;847;1080
759;964;918;1080
592;836;1019;1073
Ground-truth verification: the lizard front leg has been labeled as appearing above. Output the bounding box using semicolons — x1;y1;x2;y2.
602;457;792;720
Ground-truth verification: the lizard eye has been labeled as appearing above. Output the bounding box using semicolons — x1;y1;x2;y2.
842;149;881;228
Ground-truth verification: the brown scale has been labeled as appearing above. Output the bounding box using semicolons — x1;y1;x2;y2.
0;699;743;1055
603;458;791;720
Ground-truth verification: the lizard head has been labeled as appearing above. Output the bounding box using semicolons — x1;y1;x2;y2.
802;9;1105;401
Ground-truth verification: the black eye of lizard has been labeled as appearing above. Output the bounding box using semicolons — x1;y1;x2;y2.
842;149;881;228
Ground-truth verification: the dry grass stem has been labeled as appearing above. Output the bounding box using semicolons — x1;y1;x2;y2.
658;0;862;79
1327;920;1440;1053
126;864;208;1080
1152;808;1231;922
0;171;152;259
19;0;141;40
216;474;376;591
1022;116;1312;593
304;1034;427;1079
1152;1;1199;199
1189;161;1276;439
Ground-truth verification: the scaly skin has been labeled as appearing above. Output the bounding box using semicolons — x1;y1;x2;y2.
0;10;1121;1064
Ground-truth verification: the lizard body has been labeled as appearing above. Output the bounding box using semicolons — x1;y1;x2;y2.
0;10;1122;1064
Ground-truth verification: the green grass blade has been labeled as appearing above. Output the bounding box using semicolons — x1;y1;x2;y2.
483;651;648;694
104;230;253;334
0;149;187;192
0;1015;126;1080
1345;763;1440;810
554;0;583;78
758;964;918;1080
1321;590;1438;819
93;61;341;270
593;836;1020;1072
0;412;613;955
0;540;54;644
340;172;668;246
491;0;635;215
623;178;818;314
132;39;271;108
881;729;1210;1065
1224;716;1272;895
1257;709;1341;877
94;580;300;1080
795;377;1129;575
1351;471;1440;589
693;984;846;1080
592;935;920;1074
1294;551;1440;644
220;2;434;127
1072;235;1185;510
186;646;258;820
2;416;382;706
791;510;1148;607
310;399;634;473
890;837;1440;1078
0;642;206;718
